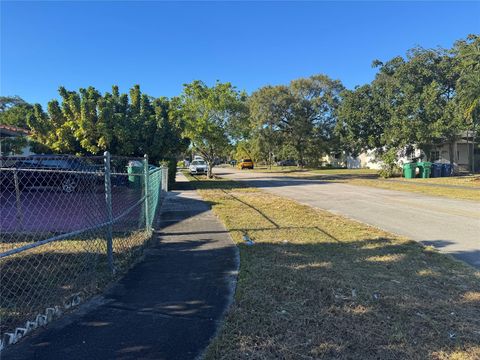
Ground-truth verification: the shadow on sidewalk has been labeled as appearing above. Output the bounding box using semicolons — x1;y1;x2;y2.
3;184;238;360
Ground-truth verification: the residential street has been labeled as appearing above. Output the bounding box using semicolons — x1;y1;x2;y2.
215;168;480;268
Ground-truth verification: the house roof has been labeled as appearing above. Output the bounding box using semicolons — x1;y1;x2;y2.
0;124;31;137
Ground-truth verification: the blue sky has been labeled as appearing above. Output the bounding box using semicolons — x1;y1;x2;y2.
1;1;479;106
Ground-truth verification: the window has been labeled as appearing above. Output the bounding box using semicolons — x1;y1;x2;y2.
430;151;440;161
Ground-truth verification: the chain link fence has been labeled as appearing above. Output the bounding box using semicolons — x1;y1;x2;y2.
0;152;167;347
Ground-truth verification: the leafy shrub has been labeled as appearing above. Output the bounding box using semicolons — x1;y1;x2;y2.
379;148;401;178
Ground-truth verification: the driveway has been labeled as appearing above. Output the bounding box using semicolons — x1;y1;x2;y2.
215;168;480;268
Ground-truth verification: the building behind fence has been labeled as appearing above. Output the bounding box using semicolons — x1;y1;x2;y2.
0;152;167;348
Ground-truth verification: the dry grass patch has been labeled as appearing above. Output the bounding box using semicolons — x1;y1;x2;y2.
244;168;480;201
392;176;480;188
185;175;480;360
347;178;480;202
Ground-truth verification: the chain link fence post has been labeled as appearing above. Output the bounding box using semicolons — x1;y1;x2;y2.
143;154;150;232
104;151;114;274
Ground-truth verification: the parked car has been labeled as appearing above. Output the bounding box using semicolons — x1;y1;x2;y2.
276;159;296;167
238;159;254;170
189;160;208;175
0;156;102;193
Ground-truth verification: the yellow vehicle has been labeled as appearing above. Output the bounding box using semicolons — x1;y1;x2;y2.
238;159;254;170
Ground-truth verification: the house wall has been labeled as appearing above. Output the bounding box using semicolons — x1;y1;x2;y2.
326;138;474;171
0;136;35;156
456;144;469;165
346;148;421;170
431;142;471;165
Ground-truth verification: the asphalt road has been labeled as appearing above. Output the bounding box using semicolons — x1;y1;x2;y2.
215;167;480;268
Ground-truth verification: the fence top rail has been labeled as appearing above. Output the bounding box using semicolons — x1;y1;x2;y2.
0;155;104;161
0;154;145;161
0;167;105;176
0;167;146;176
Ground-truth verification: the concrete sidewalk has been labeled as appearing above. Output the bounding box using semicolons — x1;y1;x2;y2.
3;174;239;360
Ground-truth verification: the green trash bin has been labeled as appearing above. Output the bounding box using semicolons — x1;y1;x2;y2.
417;161;432;178
403;163;416;179
127;160;144;188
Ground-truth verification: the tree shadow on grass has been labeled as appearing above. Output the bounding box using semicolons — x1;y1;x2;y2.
185;173;377;191
209;237;480;359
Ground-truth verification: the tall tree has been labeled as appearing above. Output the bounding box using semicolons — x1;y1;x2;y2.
26;85;189;167
0;96;33;128
454;34;480;171
250;74;344;166
338;44;466;168
180;80;247;178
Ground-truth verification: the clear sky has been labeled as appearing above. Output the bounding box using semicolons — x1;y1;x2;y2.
1;1;479;106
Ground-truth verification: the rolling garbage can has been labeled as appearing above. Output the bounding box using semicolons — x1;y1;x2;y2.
127;160;143;188
403;163;417;179
431;163;442;178
417;162;432;178
441;163;453;177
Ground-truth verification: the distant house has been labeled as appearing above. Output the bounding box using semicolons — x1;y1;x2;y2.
426;131;478;172
0;124;34;156
328;131;478;172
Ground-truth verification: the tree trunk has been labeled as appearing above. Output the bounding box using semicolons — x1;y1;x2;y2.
207;161;213;179
471;123;476;174
298;149;304;168
448;142;455;165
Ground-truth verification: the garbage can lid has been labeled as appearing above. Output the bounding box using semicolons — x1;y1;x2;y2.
128;160;143;167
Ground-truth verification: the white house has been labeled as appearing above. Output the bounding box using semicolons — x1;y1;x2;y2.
0;124;35;157
335;131;477;172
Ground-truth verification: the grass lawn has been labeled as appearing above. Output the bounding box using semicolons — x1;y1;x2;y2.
347;178;480;202
245;167;480;201
186;174;480;360
390;176;480;188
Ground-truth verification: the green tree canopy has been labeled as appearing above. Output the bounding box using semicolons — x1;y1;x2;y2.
180;80;248;177
337;38;472;167
0;96;33;129
26;85;188;164
249;74;344;166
